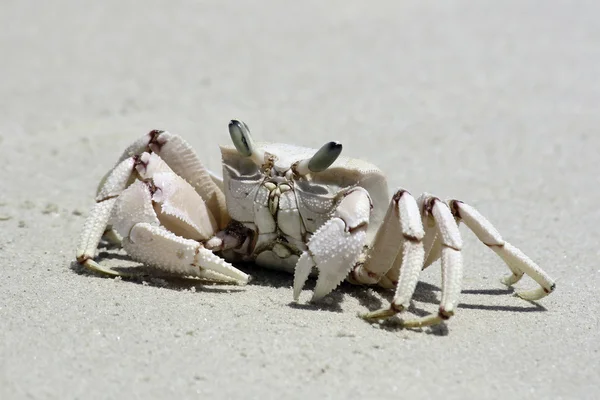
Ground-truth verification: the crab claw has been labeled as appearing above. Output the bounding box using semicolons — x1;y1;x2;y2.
293;252;315;301
293;187;371;302
111;153;249;283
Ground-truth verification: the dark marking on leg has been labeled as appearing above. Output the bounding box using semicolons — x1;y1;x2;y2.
367;270;378;279
438;307;454;320
132;154;149;174
348;221;368;233
485;243;505;249
392;189;409;202
449;200;463;218
148;130;167;153
404;234;421;243
77;254;91;264
390;302;405;314
143;179;160;197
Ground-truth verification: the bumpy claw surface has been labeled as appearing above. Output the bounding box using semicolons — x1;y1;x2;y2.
110;154;248;283
293;188;371;302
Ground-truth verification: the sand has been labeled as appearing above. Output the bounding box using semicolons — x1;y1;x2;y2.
1;1;599;399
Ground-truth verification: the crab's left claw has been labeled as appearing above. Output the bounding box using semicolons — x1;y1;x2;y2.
293;187;371;302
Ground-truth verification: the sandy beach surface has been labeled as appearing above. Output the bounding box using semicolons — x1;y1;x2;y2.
1;1;599;399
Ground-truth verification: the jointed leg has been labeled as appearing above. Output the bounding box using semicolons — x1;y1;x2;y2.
361;192;555;328
448;200;555;300
355;189;426;318
362;193;464;327
76;157;137;276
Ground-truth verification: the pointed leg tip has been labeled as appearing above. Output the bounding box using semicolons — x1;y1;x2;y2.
400;314;444;329
360;305;402;321
516;284;554;301
81;258;136;278
501;272;523;287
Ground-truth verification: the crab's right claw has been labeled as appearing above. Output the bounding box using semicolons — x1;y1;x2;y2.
293;187;371;302
293;252;315;301
109;153;249;283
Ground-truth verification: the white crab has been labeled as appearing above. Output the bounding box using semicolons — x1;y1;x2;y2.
76;120;555;327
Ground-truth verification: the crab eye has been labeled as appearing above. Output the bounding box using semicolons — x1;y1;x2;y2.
308;141;342;172
294;141;343;175
228;120;266;165
228;120;254;157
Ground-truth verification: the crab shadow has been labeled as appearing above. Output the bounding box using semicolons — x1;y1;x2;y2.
236;264;347;313
71;245;547;334
351;281;548;336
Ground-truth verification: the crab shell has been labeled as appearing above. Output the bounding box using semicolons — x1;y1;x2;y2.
218;142;388;272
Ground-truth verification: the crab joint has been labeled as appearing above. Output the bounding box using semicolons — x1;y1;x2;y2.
293;141;343;176
228;120;266;166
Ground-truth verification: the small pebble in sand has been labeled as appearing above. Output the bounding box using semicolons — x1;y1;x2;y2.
0;215;11;221
20;200;35;210
42;203;60;215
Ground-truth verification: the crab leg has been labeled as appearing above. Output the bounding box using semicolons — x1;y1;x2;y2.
293;187;372;301
448;200;555;300
392;195;464;327
362;194;465;327
355;190;425;317
76;157;137;276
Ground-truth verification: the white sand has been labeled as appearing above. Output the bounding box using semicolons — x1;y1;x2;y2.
1;1;599;398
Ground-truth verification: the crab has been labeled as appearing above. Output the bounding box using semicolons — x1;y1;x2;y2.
76;120;556;327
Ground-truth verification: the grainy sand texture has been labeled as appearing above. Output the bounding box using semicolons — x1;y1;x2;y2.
1;1;599;399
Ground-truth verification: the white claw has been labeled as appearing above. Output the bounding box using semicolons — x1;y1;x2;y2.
195;247;250;284
112;180;160;239
294;188;371;302
293;252;315;301
308;219;366;301
123;223;248;283
109;155;247;283
295;218;363;302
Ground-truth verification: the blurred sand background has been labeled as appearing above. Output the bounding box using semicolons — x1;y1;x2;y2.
1;1;599;399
